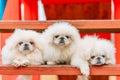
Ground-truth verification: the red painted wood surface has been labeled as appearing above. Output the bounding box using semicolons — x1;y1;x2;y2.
44;2;111;20
0;20;120;32
0;20;119;80
23;0;38;20
114;0;120;80
2;0;21;20
0;65;119;75
114;0;120;19
42;0;111;4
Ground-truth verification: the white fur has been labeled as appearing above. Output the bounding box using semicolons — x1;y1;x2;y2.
71;36;116;80
1;29;44;80
41;22;81;64
2;29;44;66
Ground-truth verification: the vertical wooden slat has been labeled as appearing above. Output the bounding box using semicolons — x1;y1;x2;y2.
114;0;120;80
115;33;120;80
32;75;40;80
41;75;58;80
2;0;21;20
23;0;38;20
58;75;77;80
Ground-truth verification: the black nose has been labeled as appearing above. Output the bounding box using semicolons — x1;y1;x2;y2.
60;37;64;40
23;44;29;50
97;57;101;60
24;44;28;46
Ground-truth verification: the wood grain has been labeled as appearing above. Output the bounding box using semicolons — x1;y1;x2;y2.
0;65;119;75
44;2;111;20
0;20;120;32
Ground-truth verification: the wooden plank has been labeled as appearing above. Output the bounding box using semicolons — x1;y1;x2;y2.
44;2;111;20
0;20;120;32
0;65;119;75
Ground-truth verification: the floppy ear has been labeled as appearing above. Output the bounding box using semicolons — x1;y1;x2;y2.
14;28;25;34
83;49;91;60
5;36;16;50
45;34;54;44
41;31;54;44
36;41;43;52
4;39;15;51
4;29;25;51
105;57;116;64
36;45;43;52
105;48;116;64
5;29;23;44
33;33;44;52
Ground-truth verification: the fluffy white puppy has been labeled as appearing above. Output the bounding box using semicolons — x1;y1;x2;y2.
2;29;44;80
41;22;81;65
71;36;116;80
2;29;44;66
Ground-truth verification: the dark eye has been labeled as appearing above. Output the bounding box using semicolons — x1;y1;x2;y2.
66;35;69;39
91;56;95;59
102;55;105;57
30;41;34;44
18;42;23;45
55;35;59;38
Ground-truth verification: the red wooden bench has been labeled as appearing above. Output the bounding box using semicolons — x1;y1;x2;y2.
0;20;120;80
0;65;119;76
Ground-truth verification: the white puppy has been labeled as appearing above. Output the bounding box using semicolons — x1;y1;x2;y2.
71;36;116;80
2;29;44;66
1;29;44;80
41;22;81;65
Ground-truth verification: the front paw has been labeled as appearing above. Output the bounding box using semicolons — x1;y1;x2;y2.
12;59;21;67
56;60;66;65
77;75;89;80
12;59;29;67
21;60;29;66
80;66;90;77
45;61;56;65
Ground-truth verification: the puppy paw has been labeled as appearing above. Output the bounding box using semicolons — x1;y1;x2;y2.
12;60;21;67
46;61;56;65
12;59;29;67
21;60;29;66
56;60;66;65
77;75;88;80
80;66;90;76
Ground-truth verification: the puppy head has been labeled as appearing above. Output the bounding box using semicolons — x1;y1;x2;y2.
6;29;42;54
42;22;80;48
53;33;72;46
89;53;106;65
88;39;116;65
16;40;35;53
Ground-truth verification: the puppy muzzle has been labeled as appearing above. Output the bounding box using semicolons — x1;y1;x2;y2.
96;58;103;65
59;37;65;44
23;44;30;50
